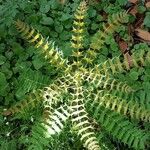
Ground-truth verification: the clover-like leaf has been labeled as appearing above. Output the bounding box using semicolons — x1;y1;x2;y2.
144;12;150;28
40;16;54;25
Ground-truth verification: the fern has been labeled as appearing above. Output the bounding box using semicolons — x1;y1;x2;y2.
86;89;150;122
71;0;87;51
28;104;70;150
15;20;66;70
42;104;70;137
16;69;51;97
84;67;134;93
86;102;148;150
3;1;150;150
99;49;150;75
90;11;128;50
71;0;87;64
70;85;100;150
83;11;128;65
2;90;42;116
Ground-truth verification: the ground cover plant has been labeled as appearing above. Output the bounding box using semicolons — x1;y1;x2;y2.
0;0;150;150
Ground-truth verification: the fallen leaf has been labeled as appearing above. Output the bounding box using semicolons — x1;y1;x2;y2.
118;40;128;53
2;110;12;116
129;0;138;4
146;2;150;8
134;14;144;28
102;11;108;20
58;0;66;4
127;25;134;44
135;29;150;42
116;36;132;68
124;52;133;68
129;5;138;16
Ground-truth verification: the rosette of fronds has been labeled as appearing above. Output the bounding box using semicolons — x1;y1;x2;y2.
2;1;150;150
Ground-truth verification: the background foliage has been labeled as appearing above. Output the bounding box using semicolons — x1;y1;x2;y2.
0;0;150;149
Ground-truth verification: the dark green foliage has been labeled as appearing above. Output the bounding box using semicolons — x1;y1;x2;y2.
85;100;149;150
16;69;51;98
0;0;150;150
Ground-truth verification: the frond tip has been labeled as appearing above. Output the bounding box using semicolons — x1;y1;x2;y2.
99;49;150;75
71;0;87;53
3;90;43;116
82;11;129;66
15;20;66;69
90;11;128;50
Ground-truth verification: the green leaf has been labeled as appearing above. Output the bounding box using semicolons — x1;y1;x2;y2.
0;55;6;65
88;8;96;18
60;13;71;21
110;42;119;51
0;72;8;96
129;71;139;81
32;56;45;70
96;15;103;22
138;6;146;14
40;4;50;13
0;72;7;86
116;0;127;6
27;14;40;24
50;31;58;38
16;69;50;98
55;24;63;33
40;16;54;25
0;25;7;38
25;5;36;14
49;0;59;9
12;42;24;56
60;31;71;40
61;42;72;57
144;12;150;28
91;23;99;30
63;20;72;29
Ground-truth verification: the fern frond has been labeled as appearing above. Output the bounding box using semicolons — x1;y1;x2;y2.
70;86;100;150
71;0;87;53
99;49;150;75
41;82;70;123
16;69;51;97
83;67;134;93
28;121;50;150
96;131;116;150
70;1;87;68
83;11;128;65
86;100;149;150
42;84;66;107
42;104;70;137
90;11;128;50
86;90;150;122
28;105;70;150
28;91;70;149
28;100;70;149
3;82;65;116
2;90;43;116
15;20;66;69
